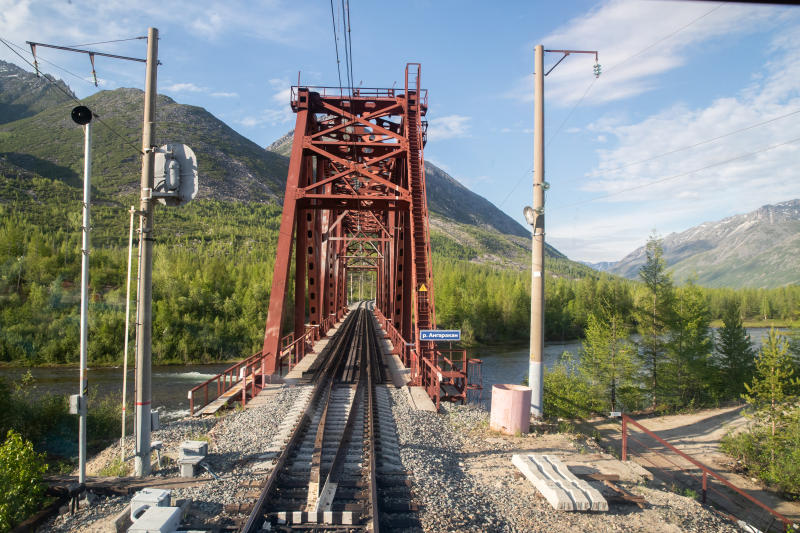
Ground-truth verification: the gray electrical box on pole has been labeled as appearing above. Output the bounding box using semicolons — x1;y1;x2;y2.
153;144;198;206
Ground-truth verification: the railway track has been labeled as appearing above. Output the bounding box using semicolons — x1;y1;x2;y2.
236;303;420;532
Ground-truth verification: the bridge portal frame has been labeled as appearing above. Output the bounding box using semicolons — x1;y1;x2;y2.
261;64;437;383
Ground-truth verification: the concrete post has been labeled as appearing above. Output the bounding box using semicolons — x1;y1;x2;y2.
529;44;545;419
134;27;158;477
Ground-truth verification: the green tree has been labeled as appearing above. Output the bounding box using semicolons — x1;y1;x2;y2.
760;294;770;321
543;352;603;419
714;300;756;399
743;329;796;446
0;430;47;531
579;308;638;412
664;280;713;407
635;234;673;409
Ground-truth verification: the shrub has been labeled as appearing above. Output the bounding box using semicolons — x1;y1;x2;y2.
722;408;800;499
0;430;47;531
543;353;604;419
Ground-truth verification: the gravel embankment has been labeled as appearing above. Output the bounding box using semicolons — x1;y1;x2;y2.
390;388;740;533
41;384;312;532
44;383;742;532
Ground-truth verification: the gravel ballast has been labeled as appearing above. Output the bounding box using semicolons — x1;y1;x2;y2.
42;382;743;532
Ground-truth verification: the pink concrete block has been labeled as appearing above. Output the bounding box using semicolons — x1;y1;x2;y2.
490;384;532;435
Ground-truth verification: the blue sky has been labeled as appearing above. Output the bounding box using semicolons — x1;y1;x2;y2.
2;0;800;262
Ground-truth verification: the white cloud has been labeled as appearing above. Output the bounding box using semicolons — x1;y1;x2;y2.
507;0;786;107
552;25;800;262
0;0;313;82
163;83;239;99
426;114;472;141
234;79;294;128
237;116;260;128
164;82;205;93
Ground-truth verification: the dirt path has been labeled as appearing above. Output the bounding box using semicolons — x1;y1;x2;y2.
583;406;800;532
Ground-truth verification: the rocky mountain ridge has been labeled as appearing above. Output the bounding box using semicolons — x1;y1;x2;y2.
0;60;75;124
606;199;800;288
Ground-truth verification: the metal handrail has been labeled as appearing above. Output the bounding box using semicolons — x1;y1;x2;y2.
188;350;262;415
290;85;428;102
188;308;348;415
621;414;793;532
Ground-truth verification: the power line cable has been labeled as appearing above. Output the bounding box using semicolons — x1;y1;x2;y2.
65;36;146;48
547;77;597;148
497;166;533;209
345;0;355;94
498;77;595;209
556;134;800;209
604;3;723;75
343;0;352;94
547;2;724;149
329;0;343;90
584;108;800;178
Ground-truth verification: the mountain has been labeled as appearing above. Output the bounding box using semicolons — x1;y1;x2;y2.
0;74;288;201
0;62;592;274
582;261;615;272
0;60;74;124
607;200;800;288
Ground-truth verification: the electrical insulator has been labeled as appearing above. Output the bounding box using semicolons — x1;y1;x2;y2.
593;63;602;78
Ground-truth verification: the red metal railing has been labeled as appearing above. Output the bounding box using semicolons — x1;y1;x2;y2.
188;350;262;416
290;85;429;104
419;355;442;410
188;310;345;415
372;307;481;410
621;414;794;532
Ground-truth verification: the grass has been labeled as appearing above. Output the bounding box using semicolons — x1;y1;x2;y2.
189;433;211;444
98;457;129;478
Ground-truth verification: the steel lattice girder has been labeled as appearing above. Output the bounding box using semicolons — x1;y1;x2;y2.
261;64;436;379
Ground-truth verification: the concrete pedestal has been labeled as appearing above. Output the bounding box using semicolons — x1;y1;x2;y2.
490;384;532;435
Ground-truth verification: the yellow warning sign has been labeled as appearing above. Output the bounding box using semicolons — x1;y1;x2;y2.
419;284;428;292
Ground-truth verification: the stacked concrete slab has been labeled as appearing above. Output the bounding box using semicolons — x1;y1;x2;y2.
512;454;608;512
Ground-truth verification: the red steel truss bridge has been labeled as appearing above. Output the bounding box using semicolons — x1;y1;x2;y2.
189;64;481;415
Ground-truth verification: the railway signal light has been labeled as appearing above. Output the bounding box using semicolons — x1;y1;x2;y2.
594;63;602;78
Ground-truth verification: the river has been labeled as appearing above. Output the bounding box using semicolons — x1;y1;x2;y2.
0;363;233;421
466;327;778;405
0;328;781;416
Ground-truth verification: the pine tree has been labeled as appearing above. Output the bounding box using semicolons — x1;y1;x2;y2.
714;300;756;399
636;234;673;409
664;280;712;407
743;328;796;454
580;307;638;412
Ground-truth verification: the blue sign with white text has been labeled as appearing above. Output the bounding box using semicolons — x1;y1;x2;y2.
420;330;461;341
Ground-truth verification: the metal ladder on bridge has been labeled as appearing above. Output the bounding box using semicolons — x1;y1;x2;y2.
406;64;434;334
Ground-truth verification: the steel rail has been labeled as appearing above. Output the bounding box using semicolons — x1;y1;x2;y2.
239;306;362;532
311;310;365;511
365;305;381;533
315;314;367;513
